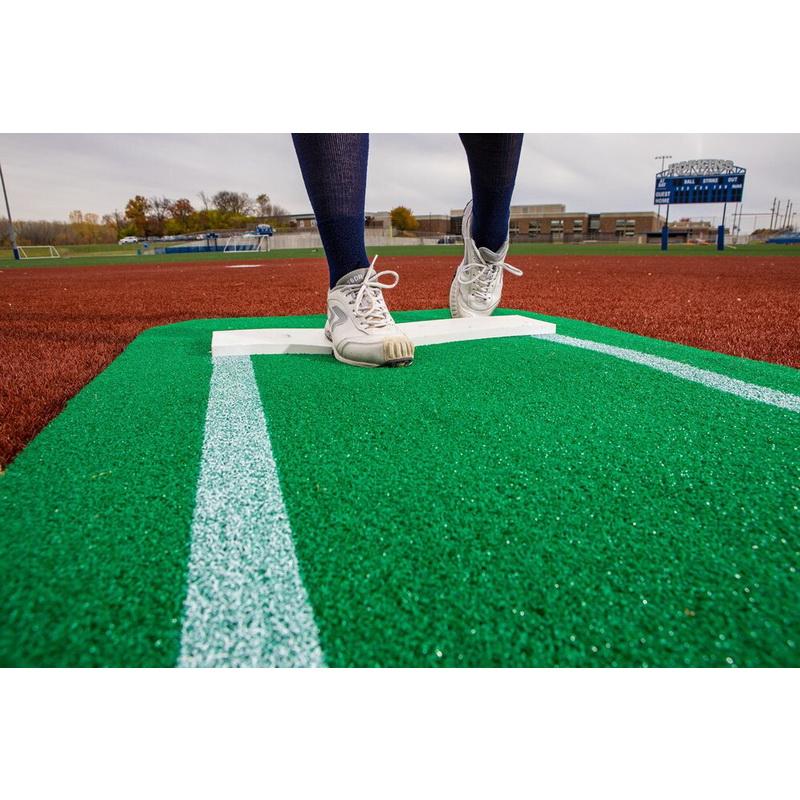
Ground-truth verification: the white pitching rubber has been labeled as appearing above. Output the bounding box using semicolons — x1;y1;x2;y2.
212;315;556;357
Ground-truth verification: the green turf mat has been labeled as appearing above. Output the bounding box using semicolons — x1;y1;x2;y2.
435;308;800;395
251;325;799;667
0;325;211;666
0;315;317;666
1;310;797;666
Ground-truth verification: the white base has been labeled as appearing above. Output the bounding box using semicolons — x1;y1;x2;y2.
212;315;556;357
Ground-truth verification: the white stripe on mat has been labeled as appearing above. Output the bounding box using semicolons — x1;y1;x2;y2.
541;334;800;414
179;356;325;667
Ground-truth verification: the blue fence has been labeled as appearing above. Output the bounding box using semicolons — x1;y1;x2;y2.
766;232;800;244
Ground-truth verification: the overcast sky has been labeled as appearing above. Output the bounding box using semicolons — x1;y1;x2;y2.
1;134;798;231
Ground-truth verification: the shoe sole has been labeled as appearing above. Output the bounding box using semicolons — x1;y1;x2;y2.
448;267;462;318
332;351;414;368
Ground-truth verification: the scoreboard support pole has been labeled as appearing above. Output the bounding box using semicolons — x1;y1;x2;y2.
661;204;670;251
717;202;727;251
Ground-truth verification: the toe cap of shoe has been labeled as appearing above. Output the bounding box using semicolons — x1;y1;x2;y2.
337;333;414;366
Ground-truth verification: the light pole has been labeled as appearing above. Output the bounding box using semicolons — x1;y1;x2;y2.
655;154;672;173
0;160;19;260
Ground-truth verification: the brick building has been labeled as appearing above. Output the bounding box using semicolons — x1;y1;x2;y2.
274;213;317;230
450;204;663;242
668;217;717;239
365;212;451;234
595;212;664;238
414;214;451;235
365;211;390;230
280;204;664;242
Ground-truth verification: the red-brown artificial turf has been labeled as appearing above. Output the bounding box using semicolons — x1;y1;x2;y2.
1;253;799;468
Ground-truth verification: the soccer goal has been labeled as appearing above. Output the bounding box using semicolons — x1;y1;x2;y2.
223;234;271;254
17;245;60;259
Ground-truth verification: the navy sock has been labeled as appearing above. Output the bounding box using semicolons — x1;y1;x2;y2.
291;133;370;287
459;134;524;252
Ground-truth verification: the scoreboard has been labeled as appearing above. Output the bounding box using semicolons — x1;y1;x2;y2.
654;173;745;205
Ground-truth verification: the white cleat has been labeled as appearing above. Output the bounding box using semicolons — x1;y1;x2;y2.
324;256;414;368
449;200;523;318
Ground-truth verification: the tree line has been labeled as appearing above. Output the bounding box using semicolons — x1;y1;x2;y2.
0;194;426;248
122;191;289;238
0;190;290;247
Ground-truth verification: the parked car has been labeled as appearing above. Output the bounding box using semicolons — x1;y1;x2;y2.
118;236;138;245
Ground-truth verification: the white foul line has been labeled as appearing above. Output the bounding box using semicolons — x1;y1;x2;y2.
541;334;800;414
179;356;325;667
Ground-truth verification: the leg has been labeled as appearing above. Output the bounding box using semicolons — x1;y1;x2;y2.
293;133;413;367
291;133;370;287
450;134;525;319
459;133;524;252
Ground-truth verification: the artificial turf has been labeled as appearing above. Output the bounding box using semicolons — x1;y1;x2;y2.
0;310;797;666
1;242;796;269
0;322;212;666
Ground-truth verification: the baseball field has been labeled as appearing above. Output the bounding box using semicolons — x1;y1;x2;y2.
1;244;798;666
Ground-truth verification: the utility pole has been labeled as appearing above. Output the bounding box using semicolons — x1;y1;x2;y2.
0;160;19;260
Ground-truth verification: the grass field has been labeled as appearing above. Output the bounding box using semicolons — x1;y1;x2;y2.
1;241;797;269
1;309;797;667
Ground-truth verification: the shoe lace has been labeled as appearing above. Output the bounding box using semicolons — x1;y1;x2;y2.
457;254;523;302
345;256;399;329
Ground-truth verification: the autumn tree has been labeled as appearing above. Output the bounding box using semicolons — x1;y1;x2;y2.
212;190;252;216
270;203;289;218
102;210;127;239
169;198;195;232
115;188;288;236
60;210;110;244
390;206;419;233
255;193;271;217
149;196;172;236
125;195;151;237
